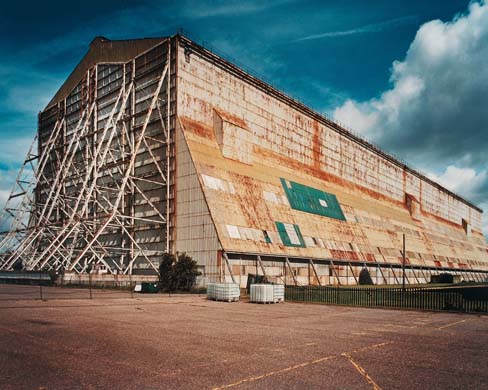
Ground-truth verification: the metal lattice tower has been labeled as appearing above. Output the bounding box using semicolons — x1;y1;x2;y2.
0;39;174;275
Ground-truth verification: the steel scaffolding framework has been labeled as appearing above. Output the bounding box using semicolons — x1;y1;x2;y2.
0;40;173;275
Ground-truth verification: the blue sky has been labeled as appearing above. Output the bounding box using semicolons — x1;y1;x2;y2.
1;0;487;235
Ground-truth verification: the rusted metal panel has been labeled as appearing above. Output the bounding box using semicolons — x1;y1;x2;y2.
176;38;488;276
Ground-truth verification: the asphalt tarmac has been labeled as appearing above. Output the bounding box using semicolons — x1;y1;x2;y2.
0;285;487;389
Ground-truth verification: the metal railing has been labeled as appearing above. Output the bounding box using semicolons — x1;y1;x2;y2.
285;285;488;313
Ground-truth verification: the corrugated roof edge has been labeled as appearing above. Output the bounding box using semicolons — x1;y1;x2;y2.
175;34;483;214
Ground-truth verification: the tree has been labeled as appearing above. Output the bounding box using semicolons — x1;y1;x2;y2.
172;253;201;291
158;252;201;292
158;253;175;292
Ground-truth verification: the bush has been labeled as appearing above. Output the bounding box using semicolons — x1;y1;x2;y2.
359;267;374;285
158;252;201;292
172;253;201;291
159;253;174;291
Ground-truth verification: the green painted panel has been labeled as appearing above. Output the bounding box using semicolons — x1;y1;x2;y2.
280;178;346;221
275;221;306;248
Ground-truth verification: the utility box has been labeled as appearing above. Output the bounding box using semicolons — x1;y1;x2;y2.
207;283;240;302
140;282;159;293
250;284;285;303
273;284;285;303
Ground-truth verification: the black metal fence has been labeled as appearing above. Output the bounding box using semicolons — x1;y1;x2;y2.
285;285;488;313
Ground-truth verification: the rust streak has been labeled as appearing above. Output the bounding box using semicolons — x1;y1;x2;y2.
312;121;321;170
230;173;275;229
422;210;463;230
214;108;248;129
255;144;404;207
180;117;216;141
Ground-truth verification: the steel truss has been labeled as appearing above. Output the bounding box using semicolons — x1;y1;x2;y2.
0;41;173;275
224;252;488;285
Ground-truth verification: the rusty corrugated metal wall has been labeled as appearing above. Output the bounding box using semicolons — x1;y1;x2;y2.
174;35;488;286
175;119;221;283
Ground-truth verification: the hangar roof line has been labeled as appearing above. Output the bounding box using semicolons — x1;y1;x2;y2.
46;36;168;108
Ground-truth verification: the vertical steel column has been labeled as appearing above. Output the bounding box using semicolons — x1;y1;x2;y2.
166;41;172;253
402;234;406;291
129;59;136;270
285;257;298;286
330;260;341;286
309;259;322;286
223;252;236;284
257;255;268;282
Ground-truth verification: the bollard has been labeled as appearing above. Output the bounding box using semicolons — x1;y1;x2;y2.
89;272;92;299
39;271;43;300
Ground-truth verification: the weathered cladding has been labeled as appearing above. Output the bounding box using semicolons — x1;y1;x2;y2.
175;122;221;281
175;38;488;282
96;69;124;131
9;35;483;282
97;64;124;99
177;45;482;232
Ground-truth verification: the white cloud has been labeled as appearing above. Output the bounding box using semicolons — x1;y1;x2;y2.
0;136;34;168
293;15;418;42
428;166;487;202
0;169;23;232
332;1;488;238
333;100;380;138
178;0;293;19
333;1;488;168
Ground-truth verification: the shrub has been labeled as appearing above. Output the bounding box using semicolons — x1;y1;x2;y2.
172;253;201;291
159;253;175;292
359;267;374;285
158;253;201;292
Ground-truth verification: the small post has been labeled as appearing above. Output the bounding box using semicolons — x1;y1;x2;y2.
87;264;93;300
39;270;43;300
255;258;258;277
402;234;406;292
129;269;133;299
284;259;287;286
